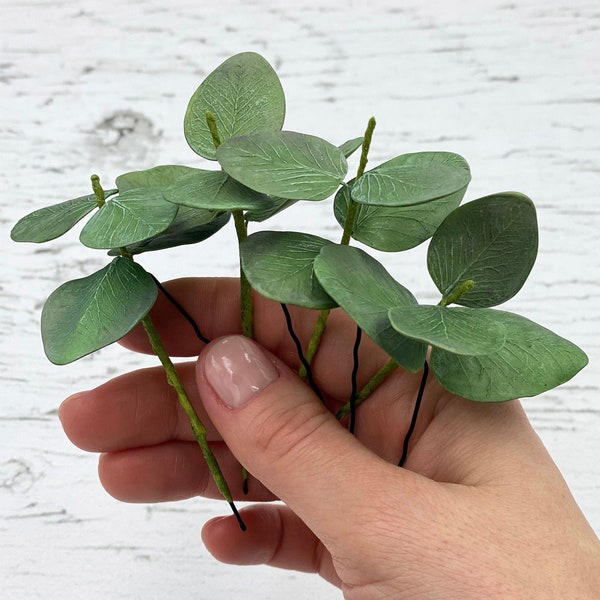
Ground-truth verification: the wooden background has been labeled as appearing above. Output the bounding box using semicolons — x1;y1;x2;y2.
1;1;598;597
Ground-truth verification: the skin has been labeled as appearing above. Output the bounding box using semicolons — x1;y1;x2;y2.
59;277;600;599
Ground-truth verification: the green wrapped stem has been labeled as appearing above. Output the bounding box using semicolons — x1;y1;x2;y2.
141;314;243;527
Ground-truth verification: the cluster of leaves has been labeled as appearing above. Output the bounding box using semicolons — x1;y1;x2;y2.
12;52;587;405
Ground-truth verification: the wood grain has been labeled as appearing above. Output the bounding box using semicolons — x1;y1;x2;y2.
1;1;598;597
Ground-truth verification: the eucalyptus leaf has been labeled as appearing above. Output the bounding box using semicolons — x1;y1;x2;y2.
41;257;158;365
241;231;336;309
351;152;471;207
334;181;465;252
184;52;285;160
11;194;99;243
430;309;588;401
388;305;506;355
427;193;538;307
109;207;230;255
339;137;363;158
80;188;178;249
164;169;272;211
217;130;348;200
314;245;426;372
116;165;203;192
244;197;297;222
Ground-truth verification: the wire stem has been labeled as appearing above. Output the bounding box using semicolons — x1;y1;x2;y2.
336;358;398;420
281;304;324;403
348;325;362;435
398;361;429;467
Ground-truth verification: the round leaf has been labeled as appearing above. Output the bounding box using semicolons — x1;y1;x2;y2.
241;231;337;309
388;305;506;355
80;188;178;249
216;131;348;201
334;182;465;252
116;165;203;192
11;194;99;243
109;208;230;255
245;197;297;222
430;309;588;401
351;152;471;207
164;170;272;211
41;257;158;365
427;193;538;307
314;245;426;372
184;52;285;160
339;136;363;158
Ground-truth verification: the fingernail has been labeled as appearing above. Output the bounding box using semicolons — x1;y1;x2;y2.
204;336;279;409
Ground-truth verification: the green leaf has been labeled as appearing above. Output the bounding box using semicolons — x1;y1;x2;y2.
240;231;337;309
430;310;588;401
314;245;427;372
427;193;538;307
164;170;272;211
108;207;230;255
351;152;471;207
244;196;297;222
334;181;465;252
217;130;348;200
116;165;203;192
41;257;158;365
80;188;178;249
388;305;506;355
184;52;285;160
11;194;99;243
339;136;363;158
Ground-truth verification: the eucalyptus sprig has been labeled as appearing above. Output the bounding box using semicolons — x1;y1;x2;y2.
11;52;588;530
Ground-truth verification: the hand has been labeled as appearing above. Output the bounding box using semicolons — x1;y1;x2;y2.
59;277;600;599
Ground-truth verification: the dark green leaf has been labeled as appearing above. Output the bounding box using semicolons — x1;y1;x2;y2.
164;170;272;211
244;197;297;222
41;257;157;365
116;165;203;192
427;193;538;307
241;231;336;309
388;305;506;355
314;245;426;372
217;131;348;200
334;181;465;252
80;188;178;249
184;52;286;160
339;137;363;158
109;207;230;255
351;152;471;207
431;309;588;401
11;194;98;243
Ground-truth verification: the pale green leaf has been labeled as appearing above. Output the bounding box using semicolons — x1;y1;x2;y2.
314;245;426;372
334;182;465;252
217;130;348;200
241;231;336;309
184;52;285;160
427;193;538;307
116;165;203;192
164;170;272;211
11;194;99;243
41;257;157;364
80;188;178;249
388;305;506;355
430;310;588;401
351;152;471;207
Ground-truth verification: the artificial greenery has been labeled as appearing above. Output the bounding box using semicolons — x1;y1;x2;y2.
12;51;588;529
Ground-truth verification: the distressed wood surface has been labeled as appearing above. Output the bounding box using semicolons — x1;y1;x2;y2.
1;1;598;597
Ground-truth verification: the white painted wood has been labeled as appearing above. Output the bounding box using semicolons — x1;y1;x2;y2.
1;1;598;597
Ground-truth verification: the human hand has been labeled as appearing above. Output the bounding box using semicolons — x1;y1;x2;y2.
59;277;600;599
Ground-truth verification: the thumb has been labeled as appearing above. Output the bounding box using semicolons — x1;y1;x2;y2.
196;335;421;550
